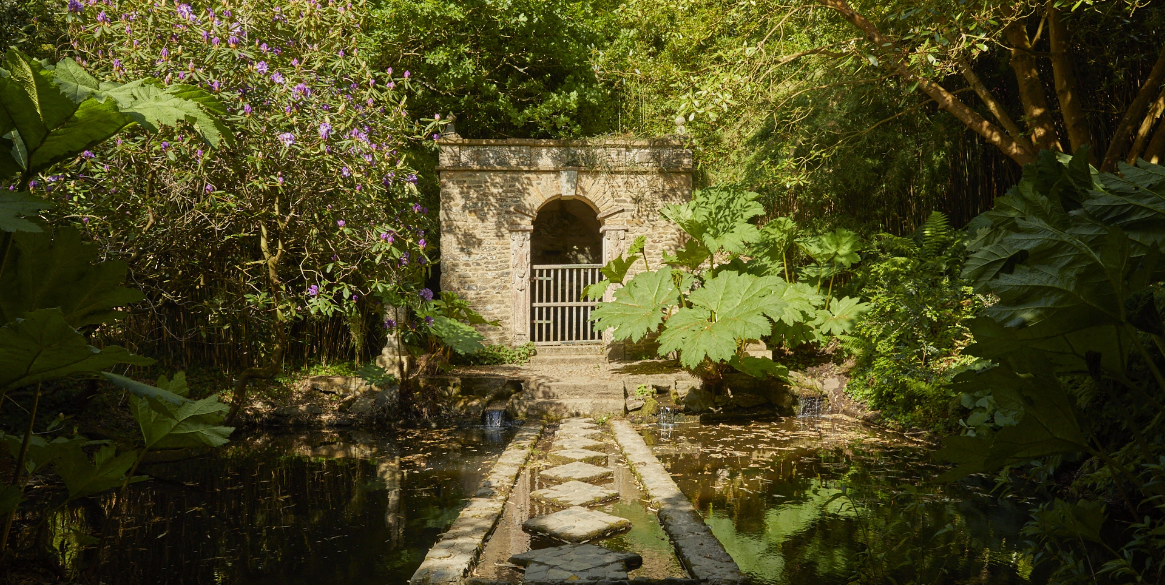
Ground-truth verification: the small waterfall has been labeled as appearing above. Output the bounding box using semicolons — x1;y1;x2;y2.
798;395;825;418
657;406;677;426
483;407;507;428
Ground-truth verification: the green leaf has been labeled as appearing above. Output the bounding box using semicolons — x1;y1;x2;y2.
662;238;711;271
598;235;646;285
0;48;79;156
0;189;49;232
0;308;152;392
103;80;233;147
798;228;862;268
1028;499;1106;543
54;442;141;500
657;271;776;368
0;227;144;327
0;433;86;475
814;296;870;336
590;268;679;342
0;485;21;514
104;372;234;450
660;185;764;256
27;97;130;174
101;372;187;406
429;315;487;355
729;355;788;379
48;57;102;103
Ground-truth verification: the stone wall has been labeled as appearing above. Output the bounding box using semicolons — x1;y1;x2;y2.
438;138;693;346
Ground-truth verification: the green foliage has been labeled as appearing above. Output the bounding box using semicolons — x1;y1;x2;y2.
368;0;613;139
592;186;852;384
934;148;1165;582
583;235;646;301
460;342;536;366
633;384;652;398
842;212;983;427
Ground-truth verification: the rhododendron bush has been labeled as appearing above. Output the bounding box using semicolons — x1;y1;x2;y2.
47;0;440;373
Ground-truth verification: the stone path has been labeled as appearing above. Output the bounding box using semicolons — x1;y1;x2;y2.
410;423;544;585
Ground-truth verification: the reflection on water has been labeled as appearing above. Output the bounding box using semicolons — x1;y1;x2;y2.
66;426;515;585
643;416;1044;585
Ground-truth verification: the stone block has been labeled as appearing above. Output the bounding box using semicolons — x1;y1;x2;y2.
540;461;612;483
522;507;631;542
530;480;618;507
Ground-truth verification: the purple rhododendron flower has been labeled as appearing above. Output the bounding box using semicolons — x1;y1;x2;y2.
271;72;284;84
419;288;433;301
243;103;252;115
308;284;319;296
384;318;396;329
205;184;213;193
81;150;95;159
278;132;295;147
256;60;268;73
96;10;108;22
351;294;358;301
341;166;350;177
337;219;345;227
81;216;90;224
424;316;434;325
318;122;331;140
418;239;426;249
403;70;410;78
68;0;83;13
112;58;121;70
160;47;168;58
160;141;170;151
196;148;203;158
176;3;192;20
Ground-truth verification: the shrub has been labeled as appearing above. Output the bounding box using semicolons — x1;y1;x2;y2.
459;342;536;366
842;212;985;427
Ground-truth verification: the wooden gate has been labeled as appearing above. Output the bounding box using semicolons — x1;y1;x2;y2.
530;264;602;344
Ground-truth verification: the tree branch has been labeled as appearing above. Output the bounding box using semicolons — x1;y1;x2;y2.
1101;43;1165;171
1048;4;1094;161
1127;87;1165;164
817;0;1038;166
1004;18;1062;152
959;60;1033;153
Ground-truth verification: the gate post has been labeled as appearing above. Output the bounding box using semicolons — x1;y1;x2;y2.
509;226;532;345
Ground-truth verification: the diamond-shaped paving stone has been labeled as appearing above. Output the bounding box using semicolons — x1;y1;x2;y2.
552;436;604;451
531;481;618;507
523;507;632;542
548;448;607;465
540;461;612;483
510;544;641;582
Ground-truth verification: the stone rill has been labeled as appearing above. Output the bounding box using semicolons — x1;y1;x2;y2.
547;448;607;465
531;480;618;508
522;506;632;542
539;461;613;483
509;544;642;583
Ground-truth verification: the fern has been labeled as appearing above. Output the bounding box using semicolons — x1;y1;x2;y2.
915;211;952;256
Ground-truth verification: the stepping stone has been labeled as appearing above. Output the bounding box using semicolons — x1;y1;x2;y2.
510;544;641;582
548;448;607;465
540;461;612;483
523;506;632;542
557;427;601;439
562;417;595;424
531;481;618;507
553;436;604;451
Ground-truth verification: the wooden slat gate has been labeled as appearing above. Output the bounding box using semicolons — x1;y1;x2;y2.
530;264;602;344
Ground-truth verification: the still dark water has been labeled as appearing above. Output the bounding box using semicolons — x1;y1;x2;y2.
73;426;516;584
642;416;1044;585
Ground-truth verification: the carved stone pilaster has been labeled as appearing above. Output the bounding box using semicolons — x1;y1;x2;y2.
599;226;628;350
510;228;532;344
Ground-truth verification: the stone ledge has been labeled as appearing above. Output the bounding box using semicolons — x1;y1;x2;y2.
609;420;746;584
409;422;544;585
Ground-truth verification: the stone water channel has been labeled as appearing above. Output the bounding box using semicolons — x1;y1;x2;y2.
411;418;744;584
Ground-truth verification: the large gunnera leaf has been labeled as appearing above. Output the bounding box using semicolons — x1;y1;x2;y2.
428;315;487;355
0;308;151;392
0;190;50;232
1;227;144;327
656;271;777;368
590;268;678;342
54;442;144;501
660;186;763;256
104;373;234;450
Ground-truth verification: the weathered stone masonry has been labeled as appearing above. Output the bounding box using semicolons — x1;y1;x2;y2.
438;138;693;347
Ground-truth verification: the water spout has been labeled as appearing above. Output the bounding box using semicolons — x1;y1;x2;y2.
483;407;507;429
797;395;825;418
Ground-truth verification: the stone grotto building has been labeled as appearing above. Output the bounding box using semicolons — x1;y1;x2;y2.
437;136;693;354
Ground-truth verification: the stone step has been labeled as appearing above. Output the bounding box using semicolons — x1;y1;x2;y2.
512;398;625;418
523;381;623;399
527;354;608;367
533;344;605;356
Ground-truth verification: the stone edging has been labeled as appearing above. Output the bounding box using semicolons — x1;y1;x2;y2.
409;423;544;584
609;420;746;584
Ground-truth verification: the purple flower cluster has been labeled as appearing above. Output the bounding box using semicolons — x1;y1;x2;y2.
419;288;433;301
278;132;295;147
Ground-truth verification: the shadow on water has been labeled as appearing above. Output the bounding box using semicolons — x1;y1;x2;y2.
60;426;516;585
642;416;1046;585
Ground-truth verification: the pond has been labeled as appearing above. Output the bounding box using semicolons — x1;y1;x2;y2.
641;415;1045;585
66;425;517;585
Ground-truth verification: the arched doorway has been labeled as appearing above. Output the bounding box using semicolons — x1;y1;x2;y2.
529;199;603;344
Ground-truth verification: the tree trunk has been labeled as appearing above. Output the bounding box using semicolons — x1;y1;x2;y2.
960;61;1035;155
1144;117;1165;165
1127;88;1165;164
1004;19;1062;152
1101;44;1165;171
1048;5;1094;162
818;0;1038;166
